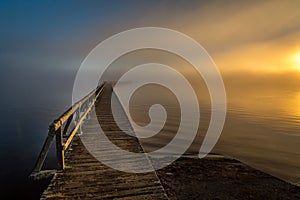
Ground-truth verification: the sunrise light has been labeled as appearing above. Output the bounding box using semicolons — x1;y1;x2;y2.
293;52;300;71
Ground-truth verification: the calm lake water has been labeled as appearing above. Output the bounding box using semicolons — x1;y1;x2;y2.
116;81;300;186
0;76;299;199
0;104;67;199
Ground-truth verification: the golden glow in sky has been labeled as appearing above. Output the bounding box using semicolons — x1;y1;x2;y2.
151;1;300;74
294;52;300;71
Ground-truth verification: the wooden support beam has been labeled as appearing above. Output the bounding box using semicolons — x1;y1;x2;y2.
32;129;55;172
55;127;65;170
63;114;73;136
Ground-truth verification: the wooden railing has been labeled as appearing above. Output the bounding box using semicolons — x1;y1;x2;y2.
32;83;105;173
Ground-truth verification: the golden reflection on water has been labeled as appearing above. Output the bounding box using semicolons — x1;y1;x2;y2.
117;76;300;184
291;92;300;121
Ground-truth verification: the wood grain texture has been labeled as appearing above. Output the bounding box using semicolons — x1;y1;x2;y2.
41;83;168;200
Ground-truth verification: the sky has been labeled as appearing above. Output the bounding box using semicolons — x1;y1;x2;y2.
1;0;300;108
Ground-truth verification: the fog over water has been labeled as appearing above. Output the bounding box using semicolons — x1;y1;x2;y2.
114;71;300;186
1;1;300;198
102;49;300;185
1;53;300;199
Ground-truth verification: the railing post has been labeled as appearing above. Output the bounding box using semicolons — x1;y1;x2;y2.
63;114;73;136
75;108;83;135
86;97;92;120
55;126;65;170
87;99;89;119
32;129;55;172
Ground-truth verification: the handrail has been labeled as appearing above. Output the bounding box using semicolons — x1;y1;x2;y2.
32;82;105;174
52;85;103;131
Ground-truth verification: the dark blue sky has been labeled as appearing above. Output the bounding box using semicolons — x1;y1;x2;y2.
0;0;160;107
1;0;300;108
0;0;208;108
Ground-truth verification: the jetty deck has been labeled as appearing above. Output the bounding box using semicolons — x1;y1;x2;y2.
40;83;168;199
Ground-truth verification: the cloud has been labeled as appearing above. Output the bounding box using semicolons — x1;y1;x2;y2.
138;0;300;72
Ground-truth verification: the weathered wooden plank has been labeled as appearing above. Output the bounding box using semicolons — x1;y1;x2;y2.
41;83;168;200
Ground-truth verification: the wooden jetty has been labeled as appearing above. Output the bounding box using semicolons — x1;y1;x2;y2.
32;83;168;199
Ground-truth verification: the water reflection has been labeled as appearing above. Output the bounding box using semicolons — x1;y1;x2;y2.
289;92;300;121
123;80;300;186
